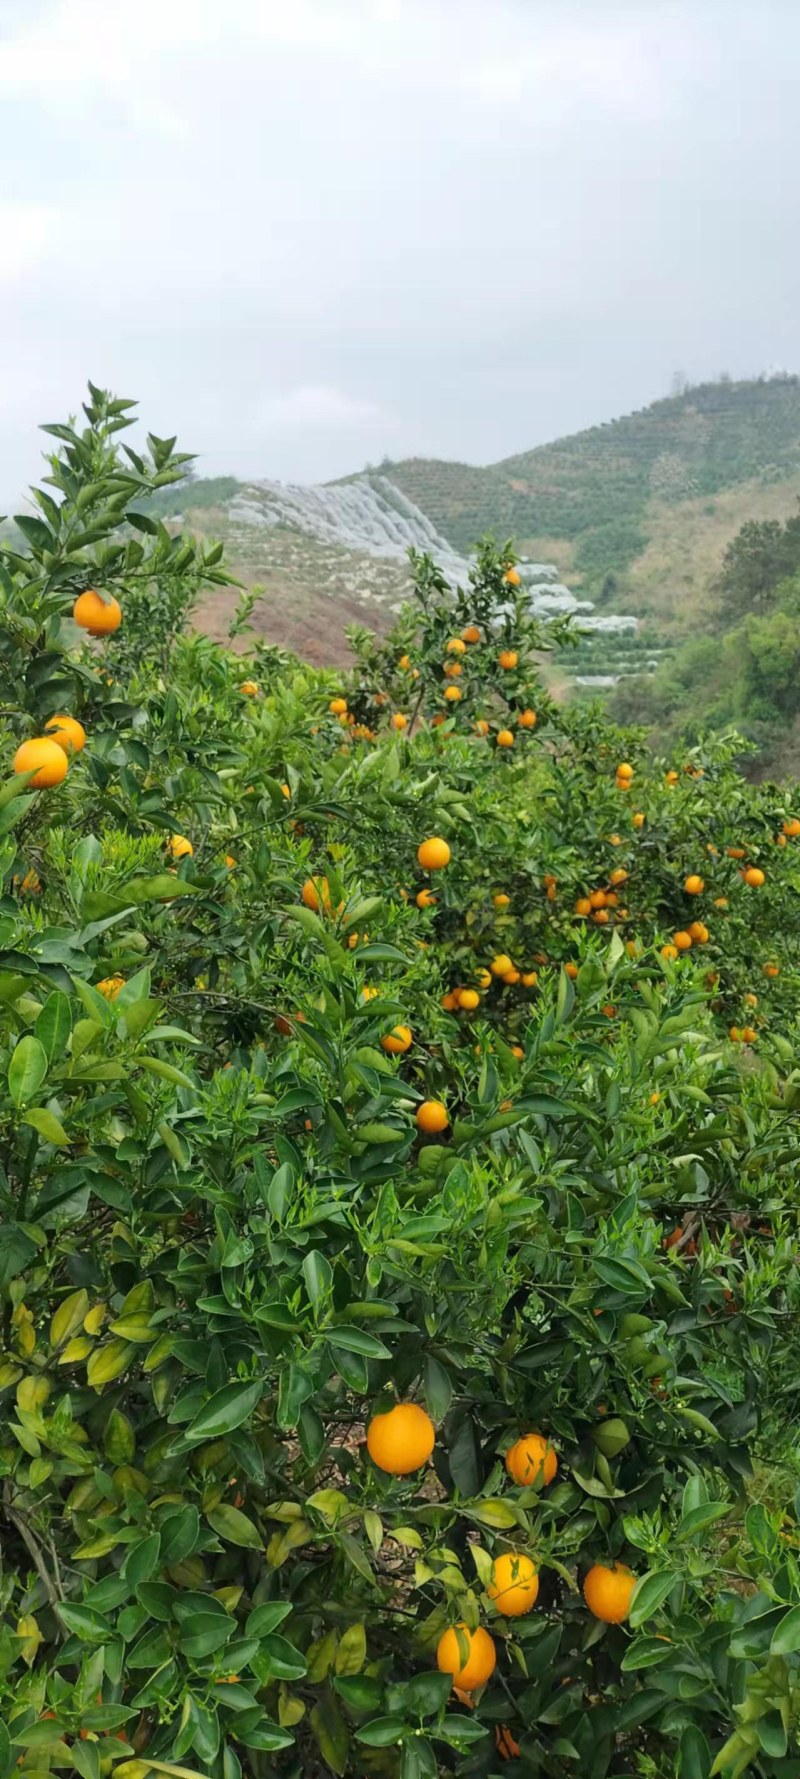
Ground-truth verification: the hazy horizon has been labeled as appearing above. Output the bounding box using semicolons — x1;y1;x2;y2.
2;0;799;503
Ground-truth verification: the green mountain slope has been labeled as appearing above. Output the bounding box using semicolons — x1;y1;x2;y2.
381;375;800;599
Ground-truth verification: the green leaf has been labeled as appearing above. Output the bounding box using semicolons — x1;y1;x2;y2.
357;1717;406;1747
8;1034;47;1107
183;1378;263;1444
334;1622;367;1676
423;1354;452;1420
327;1325;391;1359
629;1571;680;1627
57;1602;109;1642
22;1106;69;1146
137;1055;196;1091
468;1498;518;1529
34;990;71;1062
207;1504;264;1549
770;1604;800;1654
303;1248;333;1309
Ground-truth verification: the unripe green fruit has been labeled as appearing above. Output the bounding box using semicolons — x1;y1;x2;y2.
592;1417;632;1459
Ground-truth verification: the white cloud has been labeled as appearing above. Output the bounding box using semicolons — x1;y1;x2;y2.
255;387;383;433
0;203;58;283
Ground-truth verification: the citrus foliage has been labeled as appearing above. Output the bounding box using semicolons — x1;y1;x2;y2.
1;393;800;1779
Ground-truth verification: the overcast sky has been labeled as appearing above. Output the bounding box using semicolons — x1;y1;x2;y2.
1;0;798;500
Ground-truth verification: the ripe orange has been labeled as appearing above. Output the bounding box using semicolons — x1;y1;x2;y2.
416;1099;449;1134
416;888;437;908
661;943;678;961
493;892;511;908
437;1624;496;1691
97;975;125;1001
497;730;514;748
45;714;86;754
741;1025;758;1044
444;685;462;703
392;712;408;730
593;908;609;924
398;654;411;669
441;991;459;1012
616;762;633;781
609;867;628;887
744;992;758;1007
564;962;578;979
417;837;451;871
225;854;236;869
583;1562;636;1623
462;625;481;644
504;567;521;586
783;818;800;837
727;846;746;859
673;931;692;952
381;1025;412;1055
729;1026;742;1042
714;896;728;909
487;1552;539;1616
684;875;704;895
491;954;513;977
367;1402;434;1474
73;589;122;635
589;889;607;909
446;637;466;655
169;834;194;860
505;1433;557;1488
521;971;538;987
763;962;780;978
744;867;765;887
689;921;709;944
575;897;591;917
665;769;679;785
458;988;480;1010
474;718;489;736
518;709;537;728
632;812;645;827
443;660;463;677
329;698;348;715
301;876;330;912
498;650;518;671
239;680;259;696
503;968;521;985
13;737;68;787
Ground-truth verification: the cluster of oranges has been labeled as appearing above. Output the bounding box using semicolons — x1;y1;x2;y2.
11;589;121;789
574;865;630;927
365;1403;636;1698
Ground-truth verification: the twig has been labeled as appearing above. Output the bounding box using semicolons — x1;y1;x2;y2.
2;1498;63;1603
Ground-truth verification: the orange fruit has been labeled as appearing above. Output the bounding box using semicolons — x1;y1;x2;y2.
673;931;692;952
593;908;609;925
521;971;538;988
504;567;521;586
744;993;758;1007
575;898;591;917
518;709;537;728
497;730;515;749
475;969;492;989
564;962;578;979
763;962;780;978
437;1624;496;1691
498;650;518;671
444;685;462;703
684;875;704;895
665;769;679;785
45;714;86;754
301;876;330;913
689;921;709;944
443;660;463;677
169;834;194;860
329;698;348;715
729;1026;742;1042
609;867;628;887
583;1562;636;1624
650;1091;661;1105
446;637;466;655
367;1402;434;1474
633;812;645;827
510;1044;524;1059
741;1025;757;1044
503;968;521;985
441;991;459;1012
616;762;634;781
488;1552;539;1617
97;975;125;1001
381;1025;412;1055
493;892;511;908
391;712;408;730
744;867;765;887
13;738;68;788
714;896;728;909
398;654;411;669
458;988;480;1010
491;954;513;977
416;888;437;909
417;837;451;871
505;1433;557;1488
462;624;481;644
239;680;259;696
783;818;800;837
589;889;607;909
474;718;489;736
416;1100;449;1134
225;855;236;869
73;589;122;635
661;943;678;961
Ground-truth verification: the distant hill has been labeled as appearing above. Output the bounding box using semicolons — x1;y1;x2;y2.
158;375;800;662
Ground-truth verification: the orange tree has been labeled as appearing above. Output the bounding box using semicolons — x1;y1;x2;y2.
1;394;800;1779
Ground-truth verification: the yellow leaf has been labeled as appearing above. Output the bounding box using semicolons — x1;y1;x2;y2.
87;1339;134;1390
83;1303;107;1335
59;1335;94;1365
50;1288;89;1349
16;1375;50;1412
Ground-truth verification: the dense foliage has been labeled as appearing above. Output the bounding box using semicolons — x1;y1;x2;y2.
2;392;800;1779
